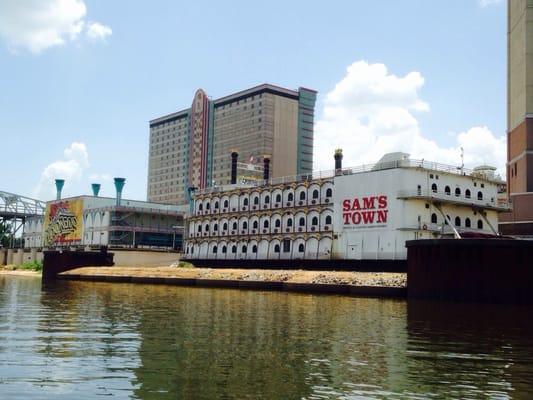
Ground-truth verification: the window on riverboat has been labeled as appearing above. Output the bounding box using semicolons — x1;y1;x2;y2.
242;245;247;253
243;198;248;206
243;221;248;230
477;191;483;200
198;225;202;232
465;218;471;228
283;239;290;252
445;186;451;195
222;246;227;253
265;195;270;204
455;188;461;197
264;220;269;228
299;217;305;226
287;218;293;227
431;213;437;224
232;246;237;253
275;219;281;228
325;215;332;225
213;246;217;254
275;194;281;203
326;188;332;198
224;200;229;208
455;217;461;227
274;244;280;253
223;222;228;231
465;189;471;199
199;203;203;211
252;245;257;253
254;196;259;205
253;221;258;229
299;191;306;201
431;183;437;193
312;190;319;199
232;222;237;230
288;193;294;202
214;201;219;209
312;217;318;226
214;224;218;231
477;220;483;229
298;244;304;252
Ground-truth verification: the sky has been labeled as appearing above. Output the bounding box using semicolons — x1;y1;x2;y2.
0;0;506;202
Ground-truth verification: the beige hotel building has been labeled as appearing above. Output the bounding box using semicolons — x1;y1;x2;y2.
148;84;317;205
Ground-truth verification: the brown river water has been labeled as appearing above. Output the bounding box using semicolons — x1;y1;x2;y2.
0;275;532;399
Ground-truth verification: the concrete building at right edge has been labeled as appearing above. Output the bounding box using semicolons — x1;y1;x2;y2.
500;0;533;236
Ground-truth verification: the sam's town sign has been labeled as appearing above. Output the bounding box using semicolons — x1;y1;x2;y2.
342;195;388;225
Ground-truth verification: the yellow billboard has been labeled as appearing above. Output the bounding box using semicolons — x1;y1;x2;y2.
43;199;83;246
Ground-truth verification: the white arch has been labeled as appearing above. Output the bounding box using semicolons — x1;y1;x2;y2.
199;241;209;258
320;208;334;231
260;215;271;234
308;183;321;206
268;239;281;259
282;212;294;234
295;185;308;207
238;216;249;235
260;189;272;210
221;195;230;212
307;210;320;233
220;217;229;236
239;192;250;211
211;196;220;214
250;191;261;211
229;217;239;235
295;211;307;233
229;194;239;212
258;239;269;259
271;213;282;234
272;189;283;208
218;240;228;260
248;239;259;260
321;181;334;205
305;237;319;259
293;237;306;260
318;237;332;260
283;187;295;207
249;215;260;234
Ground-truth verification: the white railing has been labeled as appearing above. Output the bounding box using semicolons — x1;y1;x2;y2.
397;189;510;210
195;158;504;196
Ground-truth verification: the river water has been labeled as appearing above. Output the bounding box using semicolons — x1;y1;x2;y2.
0;275;532;399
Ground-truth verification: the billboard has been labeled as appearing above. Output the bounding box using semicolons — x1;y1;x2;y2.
43;199;84;246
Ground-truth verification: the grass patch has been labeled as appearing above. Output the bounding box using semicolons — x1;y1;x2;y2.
178;261;194;268
16;260;43;272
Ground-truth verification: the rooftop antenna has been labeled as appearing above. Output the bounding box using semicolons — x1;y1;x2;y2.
460;147;464;174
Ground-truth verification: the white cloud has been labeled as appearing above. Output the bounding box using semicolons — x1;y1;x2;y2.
478;0;504;8
33;142;90;200
86;22;112;41
314;60;506;177
0;0;111;54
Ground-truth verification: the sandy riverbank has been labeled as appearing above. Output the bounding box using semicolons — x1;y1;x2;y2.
0;267;41;276
60;266;406;288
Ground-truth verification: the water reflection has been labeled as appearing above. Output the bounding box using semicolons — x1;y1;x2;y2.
0;276;532;399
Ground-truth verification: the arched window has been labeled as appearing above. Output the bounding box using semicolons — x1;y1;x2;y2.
455;188;461;197
214;224;218;231
299;217;305;226
431;183;437;193
199;203;203;211
298;243;304;252
275;194;281;203
287;218;293;227
223;200;229;208
232;222;237;230
252;196;258;205
231;245;237;254
325;215;332;225
264;195;270;204
465;189;471;199
214;201;219;209
288;193;294;202
431;213;437;223
312;190;319;199
274;244;280;253
223;222;228;231
253;220;258;229
312;216;318;225
213;246;217;254
477;219;483;229
252;245;257;253
299;191;306;200
204;224;209;232
477;191;483;200
206;203;210;210
242;245;247;253
326;188;332;197
198;225;202;232
243;198;248;206
222;246;227;254
465;218;471;228
243;221;248;230
275;219;281;228
445;186;451;195
264;220;269;228
455;216;461;227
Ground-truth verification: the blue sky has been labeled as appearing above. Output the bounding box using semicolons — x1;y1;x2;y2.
0;0;506;201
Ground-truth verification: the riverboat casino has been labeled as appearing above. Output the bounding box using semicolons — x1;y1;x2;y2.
183;151;508;264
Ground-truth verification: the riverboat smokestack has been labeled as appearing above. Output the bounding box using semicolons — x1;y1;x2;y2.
113;177;126;206
55;179;65;200
91;183;101;197
230;152;238;184
334;149;343;174
263;156;270;181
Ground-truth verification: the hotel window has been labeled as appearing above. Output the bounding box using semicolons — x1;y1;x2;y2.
252;245;257;253
223;223;228;231
242;245;247;253
455;188;461;197
326;188;332;198
299;217;305;227
275;219;281;228
287;218;293;227
299;192;306;201
232;246;237;254
213;246;217;254
275;194;281;203
253;221;258;229
265;195;270;204
288;193;294;202
243;221;248;230
312;217;318;226
264;220;269;229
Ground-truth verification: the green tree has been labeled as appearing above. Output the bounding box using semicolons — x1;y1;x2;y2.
0;221;12;247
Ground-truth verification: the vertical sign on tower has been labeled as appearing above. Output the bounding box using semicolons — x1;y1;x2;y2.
188;89;210;189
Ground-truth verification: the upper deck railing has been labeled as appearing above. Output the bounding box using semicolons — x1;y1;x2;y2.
195;158;504;196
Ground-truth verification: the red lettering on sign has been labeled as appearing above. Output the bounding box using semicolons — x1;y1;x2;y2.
378;195;387;209
377;210;388;223
351;212;361;224
341;195;388;225
361;211;375;224
342;199;351;211
362;197;376;210
343;213;351;224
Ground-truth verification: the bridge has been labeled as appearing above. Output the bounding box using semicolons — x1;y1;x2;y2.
0;191;46;247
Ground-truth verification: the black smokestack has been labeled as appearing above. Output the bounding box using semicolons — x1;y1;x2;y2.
334;149;343;173
230;152;238;184
263;157;270;181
